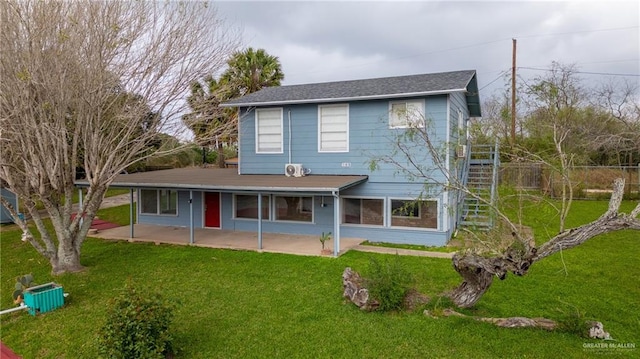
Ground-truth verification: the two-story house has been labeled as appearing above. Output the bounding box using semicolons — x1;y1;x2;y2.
102;70;482;254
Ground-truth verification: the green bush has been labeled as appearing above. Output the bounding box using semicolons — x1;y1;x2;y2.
364;255;415;312
97;281;175;359
554;301;590;337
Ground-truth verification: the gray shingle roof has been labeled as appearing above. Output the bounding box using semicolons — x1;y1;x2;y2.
77;168;368;193
221;70;479;108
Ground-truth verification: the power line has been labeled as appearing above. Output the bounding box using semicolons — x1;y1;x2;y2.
515;26;639;39
479;70;509;91
518;67;640;77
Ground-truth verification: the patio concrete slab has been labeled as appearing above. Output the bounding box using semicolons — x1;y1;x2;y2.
90;224;365;257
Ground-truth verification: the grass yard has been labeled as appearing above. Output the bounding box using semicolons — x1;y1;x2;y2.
0;200;638;358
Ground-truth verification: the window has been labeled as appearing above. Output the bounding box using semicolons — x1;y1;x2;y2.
390;199;437;229
343;198;384;225
389;100;424;128
274;196;313;222
140;189;177;215
234;194;270;219
256;108;283;153
318;104;349;152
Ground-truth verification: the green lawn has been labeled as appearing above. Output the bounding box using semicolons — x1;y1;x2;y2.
0;200;638;358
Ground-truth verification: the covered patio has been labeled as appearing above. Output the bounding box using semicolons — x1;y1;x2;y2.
90;224;365;257
77;167;369;257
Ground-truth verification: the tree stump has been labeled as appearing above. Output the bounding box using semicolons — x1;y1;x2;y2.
342;267;378;311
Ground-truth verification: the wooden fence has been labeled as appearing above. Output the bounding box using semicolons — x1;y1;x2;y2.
499;163;640;199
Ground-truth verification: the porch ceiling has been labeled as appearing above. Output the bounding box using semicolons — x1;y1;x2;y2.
76;168;368;193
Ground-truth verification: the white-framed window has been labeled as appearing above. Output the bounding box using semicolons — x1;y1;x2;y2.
255;108;283;153
234;194;270;220
140;189;178;215
274;195;313;222
389;100;425;128
457;109;464;130
342;197;384;226
390;198;438;229
318;104;349;152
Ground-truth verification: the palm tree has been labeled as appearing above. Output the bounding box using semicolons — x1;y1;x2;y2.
183;48;284;168
221;47;284;98
183;76;237;167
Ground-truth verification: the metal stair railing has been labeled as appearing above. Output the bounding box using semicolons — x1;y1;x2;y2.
458;143;499;229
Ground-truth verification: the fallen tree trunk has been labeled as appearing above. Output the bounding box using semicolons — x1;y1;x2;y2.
437;309;611;338
449;178;640;308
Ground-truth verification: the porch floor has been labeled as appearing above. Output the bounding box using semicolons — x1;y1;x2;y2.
90;224;365;257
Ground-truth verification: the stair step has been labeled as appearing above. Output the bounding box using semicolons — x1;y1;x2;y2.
460;221;492;228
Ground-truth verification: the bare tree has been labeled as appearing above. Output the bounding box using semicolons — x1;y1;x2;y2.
0;1;239;274
372;110;640;309
590;78;640;166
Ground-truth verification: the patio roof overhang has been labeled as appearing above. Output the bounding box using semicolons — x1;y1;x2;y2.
75;167;368;194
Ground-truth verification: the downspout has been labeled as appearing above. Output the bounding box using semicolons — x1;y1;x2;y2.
332;190;340;257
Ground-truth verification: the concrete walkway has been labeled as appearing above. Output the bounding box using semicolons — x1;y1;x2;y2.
352;245;455;258
91;224;365;257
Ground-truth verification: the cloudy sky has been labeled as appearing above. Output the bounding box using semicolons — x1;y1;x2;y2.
216;0;639;98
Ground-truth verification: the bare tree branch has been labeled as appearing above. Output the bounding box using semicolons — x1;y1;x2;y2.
0;0;239;274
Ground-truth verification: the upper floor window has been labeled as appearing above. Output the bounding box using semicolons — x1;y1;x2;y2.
140;189;177;215
389;100;425;129
318;104;349;152
255;108;283;153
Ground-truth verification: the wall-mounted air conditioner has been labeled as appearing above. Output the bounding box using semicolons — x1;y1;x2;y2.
285;164;305;177
456;145;467;158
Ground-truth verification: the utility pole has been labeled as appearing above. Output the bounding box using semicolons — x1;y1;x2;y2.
511;38;517;147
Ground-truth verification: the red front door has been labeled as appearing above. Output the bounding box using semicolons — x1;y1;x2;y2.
204;192;220;228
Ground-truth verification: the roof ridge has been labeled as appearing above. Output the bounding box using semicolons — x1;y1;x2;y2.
221;69;478;107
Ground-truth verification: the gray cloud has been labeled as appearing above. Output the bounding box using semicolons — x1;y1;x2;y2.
217;1;639;96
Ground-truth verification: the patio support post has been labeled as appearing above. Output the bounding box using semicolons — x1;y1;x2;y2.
129;189;134;238
189;190;194;245
333;191;340;257
257;193;263;249
78;188;83;227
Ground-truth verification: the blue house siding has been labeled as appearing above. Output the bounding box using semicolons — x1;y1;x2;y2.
134;96;466;246
446;92;470;236
238;96;449;183
228;93;461;246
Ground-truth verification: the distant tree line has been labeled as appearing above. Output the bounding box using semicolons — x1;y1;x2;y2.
473;62;640;167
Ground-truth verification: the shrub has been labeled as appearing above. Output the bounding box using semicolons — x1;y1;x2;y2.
364;256;415;312
97;281;175;359
554;301;590;337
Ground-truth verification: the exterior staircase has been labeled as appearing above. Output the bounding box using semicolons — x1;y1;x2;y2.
458;144;500;229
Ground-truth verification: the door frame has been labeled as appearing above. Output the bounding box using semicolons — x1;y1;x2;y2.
202;191;221;229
